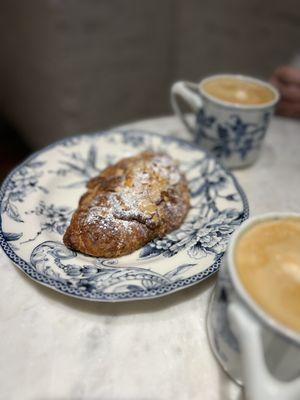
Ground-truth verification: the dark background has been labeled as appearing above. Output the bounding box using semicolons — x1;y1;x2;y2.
0;0;299;180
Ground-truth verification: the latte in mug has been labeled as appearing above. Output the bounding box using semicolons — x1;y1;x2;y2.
171;74;279;168
235;217;300;333
202;76;276;106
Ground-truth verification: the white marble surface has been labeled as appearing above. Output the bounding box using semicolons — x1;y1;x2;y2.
0;115;299;400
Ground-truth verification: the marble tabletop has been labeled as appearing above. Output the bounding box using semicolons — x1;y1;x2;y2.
0;115;299;400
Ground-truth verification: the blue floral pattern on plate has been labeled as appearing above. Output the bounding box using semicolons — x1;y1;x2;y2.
0;130;249;301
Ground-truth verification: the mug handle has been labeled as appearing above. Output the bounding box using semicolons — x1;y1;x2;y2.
171;81;203;135
228;302;300;400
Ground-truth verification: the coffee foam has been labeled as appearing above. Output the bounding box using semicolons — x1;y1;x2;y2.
235;218;300;333
202;77;275;106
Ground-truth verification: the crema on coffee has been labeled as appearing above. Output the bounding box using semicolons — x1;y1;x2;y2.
235;218;300;333
202;77;275;106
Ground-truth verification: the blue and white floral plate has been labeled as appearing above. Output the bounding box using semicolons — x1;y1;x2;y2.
0;130;249;302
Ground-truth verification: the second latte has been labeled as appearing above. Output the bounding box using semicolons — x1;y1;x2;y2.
202;76;276;106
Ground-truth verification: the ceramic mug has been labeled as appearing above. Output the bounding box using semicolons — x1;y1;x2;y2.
207;213;300;400
171;75;279;169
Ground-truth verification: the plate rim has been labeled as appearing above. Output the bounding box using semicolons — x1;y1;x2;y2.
0;129;249;302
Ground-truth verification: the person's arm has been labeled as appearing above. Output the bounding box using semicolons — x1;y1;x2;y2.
270;66;300;118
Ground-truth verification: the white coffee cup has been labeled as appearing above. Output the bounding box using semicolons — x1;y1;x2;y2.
171;74;279;169
207;213;300;400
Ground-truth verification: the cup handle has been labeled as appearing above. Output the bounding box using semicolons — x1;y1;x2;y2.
228;302;300;400
171;81;203;135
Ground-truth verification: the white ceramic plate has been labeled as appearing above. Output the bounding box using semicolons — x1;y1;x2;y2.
0;130;248;301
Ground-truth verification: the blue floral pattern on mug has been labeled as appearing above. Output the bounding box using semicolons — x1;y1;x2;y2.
196;109;271;162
